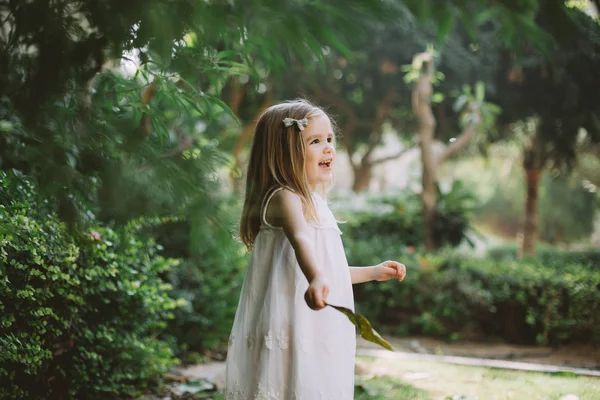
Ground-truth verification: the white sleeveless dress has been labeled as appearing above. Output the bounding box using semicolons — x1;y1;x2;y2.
225;188;356;400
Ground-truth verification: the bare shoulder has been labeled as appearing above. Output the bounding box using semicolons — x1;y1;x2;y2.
270;188;302;208
265;188;304;227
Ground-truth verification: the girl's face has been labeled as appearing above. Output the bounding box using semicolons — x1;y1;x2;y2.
301;114;336;191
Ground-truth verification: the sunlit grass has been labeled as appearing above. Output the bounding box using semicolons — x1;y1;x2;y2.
356;356;600;400
355;376;430;399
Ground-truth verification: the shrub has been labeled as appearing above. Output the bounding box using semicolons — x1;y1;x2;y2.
455;258;600;345
336;180;477;250
351;249;600;346
157;197;248;355
0;170;178;399
487;245;600;269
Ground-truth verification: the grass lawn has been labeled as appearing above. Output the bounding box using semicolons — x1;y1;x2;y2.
355;356;600;400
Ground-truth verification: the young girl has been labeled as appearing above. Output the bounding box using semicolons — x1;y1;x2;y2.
225;99;406;400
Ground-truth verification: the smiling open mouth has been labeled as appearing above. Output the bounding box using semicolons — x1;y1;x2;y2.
319;160;332;168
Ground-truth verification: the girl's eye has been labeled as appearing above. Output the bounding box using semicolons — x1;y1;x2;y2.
311;139;319;144
327;137;333;143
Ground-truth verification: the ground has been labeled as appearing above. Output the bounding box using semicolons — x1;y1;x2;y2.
158;335;600;400
359;336;600;370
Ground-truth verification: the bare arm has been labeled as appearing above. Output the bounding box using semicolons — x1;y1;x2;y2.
349;266;377;284
350;261;407;285
268;190;329;310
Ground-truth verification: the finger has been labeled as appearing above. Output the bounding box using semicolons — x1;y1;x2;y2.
305;290;316;310
314;292;325;309
323;285;330;300
387;266;398;279
399;264;406;281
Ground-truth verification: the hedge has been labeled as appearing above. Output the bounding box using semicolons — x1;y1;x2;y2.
0;170;178;399
345;236;600;345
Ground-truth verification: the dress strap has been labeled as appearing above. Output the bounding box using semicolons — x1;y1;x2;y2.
261;187;285;228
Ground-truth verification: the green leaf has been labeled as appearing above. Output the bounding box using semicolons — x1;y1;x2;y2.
485;103;502;115
437;12;457;43
0;120;14;132
431;93;445;103
475;81;485;102
321;29;351;58
453;95;468;113
327;303;394;351
475;8;500;25
203;94;240;125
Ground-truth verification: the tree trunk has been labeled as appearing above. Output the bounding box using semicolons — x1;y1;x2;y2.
521;166;542;257
412;54;438;252
347;90;396;193
420;136;437;252
352;162;372;192
518;128;547;258
409;52;482;252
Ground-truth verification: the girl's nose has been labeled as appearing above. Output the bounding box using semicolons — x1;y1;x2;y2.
324;143;335;154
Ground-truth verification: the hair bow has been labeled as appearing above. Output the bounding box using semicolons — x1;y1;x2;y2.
282;117;308;131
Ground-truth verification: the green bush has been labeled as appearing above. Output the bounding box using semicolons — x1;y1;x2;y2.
157;197;248;355
351;249;600;345
337;180;477;250
340;190;600;346
454;259;600;345
487;245;600;269
0;170;178;399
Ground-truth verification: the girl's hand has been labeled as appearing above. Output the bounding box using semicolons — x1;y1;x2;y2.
374;260;406;282
304;275;330;310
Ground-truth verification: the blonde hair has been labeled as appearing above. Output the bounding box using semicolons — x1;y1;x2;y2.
240;99;332;249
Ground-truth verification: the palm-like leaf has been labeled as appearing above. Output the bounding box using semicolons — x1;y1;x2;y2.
327;303;394;351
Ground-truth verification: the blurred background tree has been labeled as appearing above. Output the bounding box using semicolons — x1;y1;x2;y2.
489;1;600;256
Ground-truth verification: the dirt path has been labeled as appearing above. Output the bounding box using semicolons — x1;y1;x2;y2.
358;336;600;370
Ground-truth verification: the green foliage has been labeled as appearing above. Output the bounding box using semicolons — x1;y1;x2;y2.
402;45;445;85
492;5;600;167
0;0;396;230
341;194;423;250
401;0;560;55
159;197;248;354
339;180;477;251
487;245;600;269
341;189;598;345
453;81;501;130
0;170;178;399
433;181;478;248
351;248;600;346
0;0;392;121
538;174;598;244
476;165;597;243
354;376;430;400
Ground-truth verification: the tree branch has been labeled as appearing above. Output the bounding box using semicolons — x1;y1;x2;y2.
227;75;246;116
437;122;477;165
370;147;412;166
159;128;194;159
139;78;159;136
363;89;396;162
